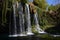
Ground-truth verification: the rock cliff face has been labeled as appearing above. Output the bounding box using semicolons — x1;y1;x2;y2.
0;0;8;34
0;0;3;24
0;0;2;32
29;3;37;14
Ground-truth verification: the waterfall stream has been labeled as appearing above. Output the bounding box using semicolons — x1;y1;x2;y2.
25;4;34;35
9;3;17;37
34;12;45;33
18;3;27;36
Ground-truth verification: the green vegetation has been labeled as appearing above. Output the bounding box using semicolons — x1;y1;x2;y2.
33;0;48;10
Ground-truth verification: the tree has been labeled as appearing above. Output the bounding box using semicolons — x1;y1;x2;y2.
33;0;48;10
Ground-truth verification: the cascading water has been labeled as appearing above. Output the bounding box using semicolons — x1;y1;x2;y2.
18;3;27;36
9;1;46;37
9;3;17;37
25;4;34;35
34;12;45;33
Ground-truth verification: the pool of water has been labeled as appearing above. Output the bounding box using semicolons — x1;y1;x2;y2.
0;34;45;40
0;34;60;40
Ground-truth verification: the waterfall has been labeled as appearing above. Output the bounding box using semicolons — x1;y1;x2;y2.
9;1;46;37
34;12;45;33
9;8;11;37
13;4;17;35
9;3;17;37
18;3;27;36
25;4;34;35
